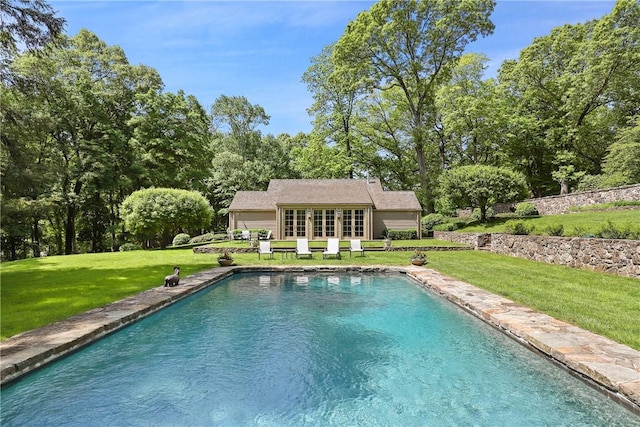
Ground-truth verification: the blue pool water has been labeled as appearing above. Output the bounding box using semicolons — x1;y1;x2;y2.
1;272;638;426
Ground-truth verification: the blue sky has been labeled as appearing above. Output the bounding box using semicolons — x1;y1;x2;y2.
49;0;615;136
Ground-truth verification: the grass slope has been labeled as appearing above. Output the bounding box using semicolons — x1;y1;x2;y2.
2;248;639;351
458;209;640;235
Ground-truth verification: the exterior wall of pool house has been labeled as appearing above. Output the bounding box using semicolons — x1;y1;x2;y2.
228;178;422;240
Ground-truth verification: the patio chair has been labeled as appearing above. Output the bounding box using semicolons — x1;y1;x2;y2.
296;238;313;259
323;238;341;259
241;230;251;241
349;239;365;257
258;241;274;259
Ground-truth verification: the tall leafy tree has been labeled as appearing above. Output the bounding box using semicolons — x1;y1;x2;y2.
332;0;495;210
1;0;65;83
436;53;506;167
498;0;640;195
302;43;361;178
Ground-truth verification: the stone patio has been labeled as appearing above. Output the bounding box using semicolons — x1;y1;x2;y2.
1;265;638;415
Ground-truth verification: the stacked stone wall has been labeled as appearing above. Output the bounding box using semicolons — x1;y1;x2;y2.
526;184;640;215
434;232;640;277
433;231;490;249
491;234;640;278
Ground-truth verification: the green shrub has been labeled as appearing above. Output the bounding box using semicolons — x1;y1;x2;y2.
172;233;191;246
119;243;142;251
595;221;639;240
189;233;216;244
504;221;535;235
472;207;495;221
422;213;446;230
433;222;458;232
514;202;539;217
544;224;564;236
385;229;418;239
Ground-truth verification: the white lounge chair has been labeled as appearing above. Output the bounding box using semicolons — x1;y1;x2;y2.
296;238;313;259
349;239;365;257
241;230;251;241
323;238;341;259
258;241;273;259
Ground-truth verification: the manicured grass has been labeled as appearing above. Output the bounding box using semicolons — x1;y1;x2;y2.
458;209;640;236
427;251;640;350
2;248;639;351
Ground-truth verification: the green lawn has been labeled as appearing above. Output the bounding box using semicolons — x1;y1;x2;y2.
457;209;640;236
1;247;639;351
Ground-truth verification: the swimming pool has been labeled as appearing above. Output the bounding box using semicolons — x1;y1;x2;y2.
2;272;638;426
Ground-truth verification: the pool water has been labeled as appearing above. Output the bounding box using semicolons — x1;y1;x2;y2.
2;272;638;426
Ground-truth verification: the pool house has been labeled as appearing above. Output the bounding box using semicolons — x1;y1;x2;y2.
228;178;422;240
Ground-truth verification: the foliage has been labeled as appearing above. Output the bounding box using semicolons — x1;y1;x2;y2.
172;233;191;246
332;0;495;210
118;243;142;252
120;188;213;248
218;250;233;260
595;220;639;240
410;250;427;261
189;233;217;244
0;0;65;82
438;165;528;221
497;0;640;196
514;202;539;217
384;229;418;240
472;207;494;221
544;224;564;237
422;213;446;231
433;222;458;232
504;221;535;235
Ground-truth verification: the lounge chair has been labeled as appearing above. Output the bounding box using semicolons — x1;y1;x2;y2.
241;230;251;241
349;239;365;257
296;238;313;259
323;238;341;259
258;241;273;259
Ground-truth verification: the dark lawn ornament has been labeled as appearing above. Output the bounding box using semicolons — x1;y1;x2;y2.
164;266;180;287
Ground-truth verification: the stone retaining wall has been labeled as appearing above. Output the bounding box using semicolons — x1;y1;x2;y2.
433;231;491;249
526;184;640;215
490;234;640;278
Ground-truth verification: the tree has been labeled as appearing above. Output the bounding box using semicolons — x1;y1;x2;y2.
438;165;527;221
302;43;361;178
498;0;640;195
120;188;213;248
332;0;495;210
1;0;65;83
435;53;506;167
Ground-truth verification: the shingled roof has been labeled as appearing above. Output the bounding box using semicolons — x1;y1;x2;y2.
229;179;422;211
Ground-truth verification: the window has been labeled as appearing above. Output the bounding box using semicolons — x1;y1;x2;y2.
354;209;364;237
313;210;323;237
296;209;306;236
343;209;352;237
284;209;294;237
325;209;335;237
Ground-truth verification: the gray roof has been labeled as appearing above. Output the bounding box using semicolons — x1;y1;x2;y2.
229;179;422;211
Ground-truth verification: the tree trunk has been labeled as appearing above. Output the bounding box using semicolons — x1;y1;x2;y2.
560;178;570;195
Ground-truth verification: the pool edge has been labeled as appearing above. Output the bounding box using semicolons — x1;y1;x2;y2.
2;265;639;416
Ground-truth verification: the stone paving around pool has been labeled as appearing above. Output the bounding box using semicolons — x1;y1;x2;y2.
1;265;639;415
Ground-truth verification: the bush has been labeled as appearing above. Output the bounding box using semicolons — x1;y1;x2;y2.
544;224;564;236
595;221;639;240
172;233;191;246
433;222;458;232
422;213;446;230
504;221;535;235
385;229;418;240
514;202;539;217
472;207;494;221
119;243;142;251
189;233;216;244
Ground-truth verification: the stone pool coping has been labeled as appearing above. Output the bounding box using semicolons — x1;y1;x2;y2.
1;265;639;415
